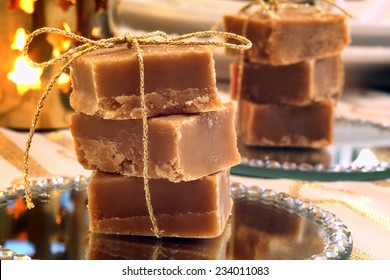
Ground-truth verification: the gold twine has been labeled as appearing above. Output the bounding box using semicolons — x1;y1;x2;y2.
22;27;252;238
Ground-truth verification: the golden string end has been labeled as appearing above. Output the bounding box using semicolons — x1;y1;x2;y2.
24;179;35;209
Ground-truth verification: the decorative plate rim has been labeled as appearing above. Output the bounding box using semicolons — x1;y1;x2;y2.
0;175;89;260
1;176;353;260
230;181;353;260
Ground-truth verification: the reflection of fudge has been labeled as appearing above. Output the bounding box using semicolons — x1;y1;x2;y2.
70;102;240;182
237;138;332;167
227;223;324;260
230;56;342;105
70;45;223;119
87;170;232;238
239;98;334;147
87;222;231;260
226;200;324;260
224;7;350;65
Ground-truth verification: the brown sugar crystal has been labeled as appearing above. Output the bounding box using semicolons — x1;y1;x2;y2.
70;102;240;181
230;56;343;105
70;45;224;119
224;7;350;65
239;98;334;148
87;170;232;238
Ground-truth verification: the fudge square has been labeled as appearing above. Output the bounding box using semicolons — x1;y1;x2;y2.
87;170;232;238
239;98;334;148
70;102;240;182
230;56;342;105
70;45;224;119
224;7;350;65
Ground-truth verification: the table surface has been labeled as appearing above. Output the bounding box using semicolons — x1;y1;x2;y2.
0;87;389;260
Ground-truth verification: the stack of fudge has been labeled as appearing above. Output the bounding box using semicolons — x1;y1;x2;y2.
69;45;240;238
224;6;350;148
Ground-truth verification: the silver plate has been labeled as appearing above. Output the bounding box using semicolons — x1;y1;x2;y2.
0;176;352;260
232;117;390;181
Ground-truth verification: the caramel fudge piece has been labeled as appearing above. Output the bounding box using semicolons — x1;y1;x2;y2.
87;222;231;259
230;56;343;105
87;170;232;238
70;45;224;119
70;102;240;181
239;99;333;147
224;7;350;65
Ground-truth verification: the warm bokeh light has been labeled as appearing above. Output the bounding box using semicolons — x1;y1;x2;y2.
52;48;61;58
8;27;43;95
91;27;102;38
48;22;72;56
7;56;43;95
19;0;38;14
55;214;62;225
10;27;27;51
6;197;26;219
60;22;72;50
48;22;72;92
58;72;71;93
57;0;77;11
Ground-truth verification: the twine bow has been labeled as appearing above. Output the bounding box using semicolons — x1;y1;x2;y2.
22;27;252;238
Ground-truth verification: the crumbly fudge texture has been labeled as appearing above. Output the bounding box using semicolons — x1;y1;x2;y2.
224;7;350;65
239;98;334;147
230;56;342;105
70;102;240;181
70;45;223;119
